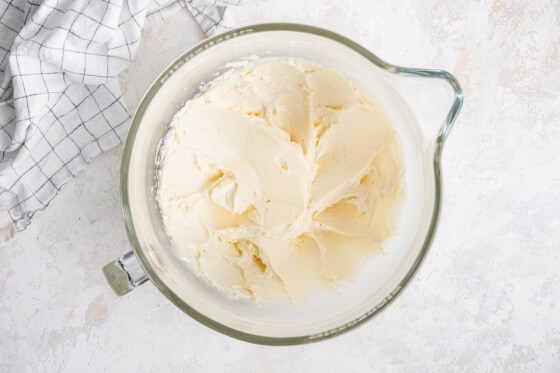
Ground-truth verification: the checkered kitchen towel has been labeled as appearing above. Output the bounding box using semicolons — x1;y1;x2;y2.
0;0;240;242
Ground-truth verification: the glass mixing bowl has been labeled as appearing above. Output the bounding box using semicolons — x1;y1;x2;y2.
103;23;463;345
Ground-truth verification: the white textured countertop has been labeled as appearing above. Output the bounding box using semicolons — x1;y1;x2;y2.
2;1;559;371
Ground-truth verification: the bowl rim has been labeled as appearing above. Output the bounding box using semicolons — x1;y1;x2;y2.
120;22;464;345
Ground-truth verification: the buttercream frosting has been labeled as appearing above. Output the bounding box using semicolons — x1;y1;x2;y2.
157;58;404;304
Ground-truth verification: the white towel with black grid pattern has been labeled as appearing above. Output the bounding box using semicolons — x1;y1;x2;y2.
0;0;240;243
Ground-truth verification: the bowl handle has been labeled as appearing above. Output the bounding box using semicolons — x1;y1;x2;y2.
387;66;464;151
103;250;149;296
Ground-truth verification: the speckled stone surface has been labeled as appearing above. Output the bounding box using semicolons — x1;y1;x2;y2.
1;1;559;371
